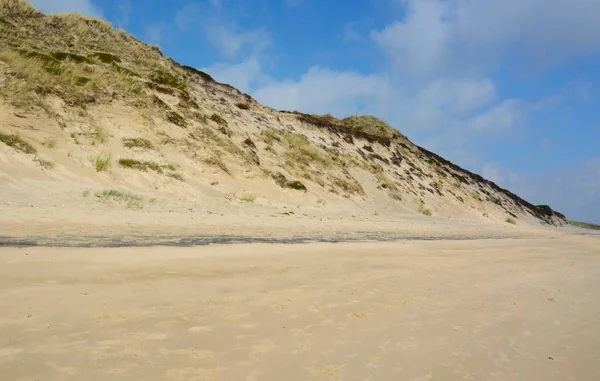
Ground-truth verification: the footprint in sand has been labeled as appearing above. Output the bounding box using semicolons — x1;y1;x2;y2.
349;311;370;319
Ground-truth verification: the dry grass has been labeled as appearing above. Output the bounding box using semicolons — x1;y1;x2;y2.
284;133;331;169
0;132;37;154
506;217;517;225
375;172;396;189
330;175;364;196
43;137;57;148
418;200;433;216
240;192;257;203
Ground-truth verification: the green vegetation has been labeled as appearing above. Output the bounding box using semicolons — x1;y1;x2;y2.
35;157;55;170
44;137;57;148
506;217;517;225
331;176;364;195
151;69;185;90
235;102;250;110
89;51;121;64
51;51;90;63
271;172;307;191
91;153;111;172
0;132;37;154
122;137;154;149
262;128;280;145
240;192;257;203
166;111;186;127
92;125;109;143
166;172;184;182
112;63;141;77
210;113;228;127
569;220;600;230
284;133;331;168
418;200;433;216
472;192;482;201
95;189;144;209
375;172;396;189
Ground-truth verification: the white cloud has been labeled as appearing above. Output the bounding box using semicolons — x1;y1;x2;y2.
29;0;102;17
252;67;392;116
205;57;269;94
145;23;166;45
468;100;523;132
175;2;272;59
116;1;131;28
206;25;271;58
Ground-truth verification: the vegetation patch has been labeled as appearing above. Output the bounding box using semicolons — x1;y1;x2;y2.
331;175;364;195
51;51;90;63
112;63;141;77
91;153;111;172
166;111;186;127
284;133;331;169
151;69;185;91
418;200;433;216
506;217;517;225
122;137;154;150
95;189;143;209
235;102;250;110
262;128;280;145
35;157;55;170
89;51;121;64
569;220;600;230
210;113;228;127
375;172;396;189
271;172;307;191
0;132;37;154
240;192;257;203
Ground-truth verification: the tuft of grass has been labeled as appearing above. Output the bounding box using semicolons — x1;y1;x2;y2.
284;133;331;169
375;172;396;189
166;172;184;182
95;189;143;209
167;111;186;127
271;172;307;191
118;158;163;173
287;180;307;191
0;132;37;154
418;200;433;216
122;137;154;150
331;175;364;195
210;113;228;127
240;192;257;203
35;157;55;170
151;69;185;90
506;217;517;225
472;192;482;201
89;51;121;64
44;137;57;148
51;51;90;63
91;153;111;172
205;156;230;175
92;125;109;143
262;128;280;145
112;63;141;77
235;102;250;110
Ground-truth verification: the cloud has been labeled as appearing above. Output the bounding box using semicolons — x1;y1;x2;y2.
175;2;272;59
204;57;269;94
252;67;392;116
116;1;131;28
145;23;166;45
29;0;102;17
468;100;524;132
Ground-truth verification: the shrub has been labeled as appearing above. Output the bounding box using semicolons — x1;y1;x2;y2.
95;189;143;209
287;181;307;191
210;113;228;127
375;172;395;189
89;51;121;64
118;158;163;173
235;102;250;110
151;69;185;90
35;157;55;170
506;217;517;225
240;192;257;203
167;111;186;127
122;137;154;150
0;132;37;154
44;137;57;149
418;200;433;216
91;153;111;172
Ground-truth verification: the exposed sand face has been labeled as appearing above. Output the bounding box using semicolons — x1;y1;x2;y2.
2;236;599;381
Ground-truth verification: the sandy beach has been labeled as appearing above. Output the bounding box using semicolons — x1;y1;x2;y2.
2;234;599;381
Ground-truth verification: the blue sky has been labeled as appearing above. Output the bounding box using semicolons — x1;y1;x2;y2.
31;0;600;223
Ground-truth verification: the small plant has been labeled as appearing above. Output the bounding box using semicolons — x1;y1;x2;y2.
472;192;481;201
205;156;230;175
89;51;121;64
167;111;186;127
418;200;433;216
375;172;395;189
95;189;144;209
262;128;279;144
210;113;228;127
118;158;163;173
44;137;57;148
92;125;109;144
51;51;91;64
287;181;307;191
235;102;250;110
0;132;37;154
166;172;184;182
240;192;257;203
506;217;517;225
151;69;185;90
91;153;111;172
35;157;55;170
122;137;154;150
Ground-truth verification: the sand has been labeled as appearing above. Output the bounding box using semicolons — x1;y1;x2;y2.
1;234;599;381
